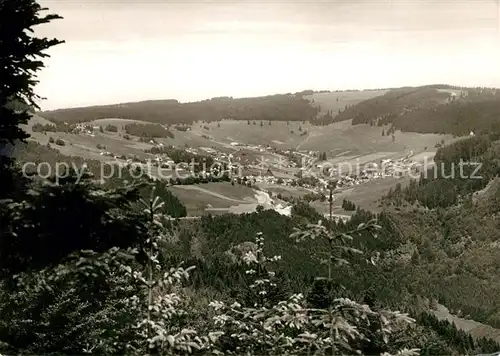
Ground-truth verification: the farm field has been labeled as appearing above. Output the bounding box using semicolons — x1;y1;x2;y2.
24;113;56;129
312;176;412;215
436;88;467;97
295;119;456;153
255;183;313;198
88;118;232;151
23;115;154;159
168;182;258;216
176;182;257;202
304;90;388;115
168;183;289;216
34;131;153;159
190;120;313;149
188;119;455;155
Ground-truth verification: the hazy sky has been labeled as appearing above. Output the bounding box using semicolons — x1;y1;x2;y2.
35;0;500;110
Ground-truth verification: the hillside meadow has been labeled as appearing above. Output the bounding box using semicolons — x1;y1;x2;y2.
304;90;388;115
168;183;258;216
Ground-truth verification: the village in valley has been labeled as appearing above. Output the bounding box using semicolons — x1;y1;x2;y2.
33;118;440;221
25;84;474;222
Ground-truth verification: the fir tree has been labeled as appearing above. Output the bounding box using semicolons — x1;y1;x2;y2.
0;0;64;144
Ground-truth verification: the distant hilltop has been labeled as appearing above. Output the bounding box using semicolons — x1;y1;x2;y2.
35;84;500;137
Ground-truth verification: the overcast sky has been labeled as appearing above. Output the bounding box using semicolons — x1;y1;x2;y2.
35;0;500;110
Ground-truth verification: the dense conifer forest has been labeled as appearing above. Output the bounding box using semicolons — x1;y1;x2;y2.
312;86;500;136
40;95;320;125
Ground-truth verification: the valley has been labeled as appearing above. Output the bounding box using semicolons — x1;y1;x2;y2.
25;89;460;220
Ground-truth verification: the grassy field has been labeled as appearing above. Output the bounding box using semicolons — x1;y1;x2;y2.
89;118;151;126
23;115;154;160
168;182;258;216
436;88;467;97
24;116;234;162
296;119;455;153
168;183;293;216
433;303;500;343
80;118;232;152
24;113;56;129
191;120;313;149
28;130;152;161
304;90;388;116
191;182;256;201
311;176;412;215
90;118;234;151
187;119;454;155
255;183;313;198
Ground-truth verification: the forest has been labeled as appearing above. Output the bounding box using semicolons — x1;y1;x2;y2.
312;86;500;136
32;121;73;133
3;1;500;355
40;96;320;126
384;134;500;209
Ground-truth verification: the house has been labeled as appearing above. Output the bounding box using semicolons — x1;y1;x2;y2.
264;168;274;177
323;213;352;223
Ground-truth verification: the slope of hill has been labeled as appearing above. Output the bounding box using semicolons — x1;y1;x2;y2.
394;98;500;135
316;86;452;126
168;183;258;216
172;173;500;333
433;303;500;344
313;85;500;136
39;94;319;125
39;85;500;138
293;119;454;152
304;89;388;116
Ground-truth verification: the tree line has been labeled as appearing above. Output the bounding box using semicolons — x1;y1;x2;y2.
311;86;500;137
384;134;500;209
40;95;320;126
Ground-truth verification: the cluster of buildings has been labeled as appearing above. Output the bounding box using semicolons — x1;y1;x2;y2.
99;151;115;158
312;156;423;190
78;124;423;210
73;123;98;137
234;153;425;197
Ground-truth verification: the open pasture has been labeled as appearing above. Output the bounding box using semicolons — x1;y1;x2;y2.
168;182;258;216
23;113;56;129
256;183;312;198
189;119;455;157
312;176;412;215
296;120;455;154
191;120;314;149
304;90;388;115
29;129;153;159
